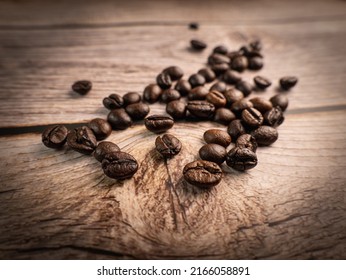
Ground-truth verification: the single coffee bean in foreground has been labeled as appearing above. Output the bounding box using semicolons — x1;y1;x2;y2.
187;101;215;119
42;125;68;149
102;151;138;180
145;115;174;133
88;118;112;140
198;68;216;83
94;141;120;162
213;45;228;55
251;125;279;146
166;100;187;120
208;53;230;65
236;134;258;152
107;109;132;130
204;129;232;147
210;81;227;93
161;89;181;103
67;126;97;155
174;79;191;96
188;73;206;88
211;63;229;75
199;143;227;165
248;57;263;70
236;80;253;96
222;70;242;85
183;160;222;188
214;108;236;124
227;119;247;141
280;76;298;90
156;72;172;89
249;97;273;113
231;99;253;114
226;147;258;171
155;134;182;158
72;80;92;95
264;106;285;127
123;92;141;106
241;108;264;128
163;66;184;81
206;90;227;108
103;93;124;110
223;88;244;105
254;76;271;89
190;39;207;50
270;94;289;111
188;86;209;100
143;84;162;103
231;55;248;72
125;102;150;120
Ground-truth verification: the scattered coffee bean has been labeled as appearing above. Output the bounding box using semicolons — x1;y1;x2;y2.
235;80;253;96
254;76;271;90
239;45;251;56
174;79;191;96
208;53;230;65
166;100;187;120
190;39;207;50
102;151;138;180
188;73;206;88
226;147;258;171
227;119;247;141
198;68;216;83
42;125;68;149
88;118;112;140
249;97;273;113
231;99;253;114
94;141;120;162
250;40;262;52
67;126;97;155
222;70;242;85
211;63;229;75
72;80;92;95
204;129;232;147
227;50;241;60
107;109;132;130
248;57;263;70
123;92;141;106
251;125;278;146
199;144;227;165
187;101;215;119
155;134;182;158
183;160;222;188
213;45;228;55
280;76;298;90
156;72;172;89
236;134;257;152
143;84;162;103
230;55;248;72
103;93;124;110
270;94;289;111
223;88;244;105
189;22;199;30
188;86;209;100
264;106;285;127
163;66;184;81
210;81;227;93
206;90;227;108
214;108;236;124
161;89;181;103
145;115;174;133
125;102;150;120
241;108;264;128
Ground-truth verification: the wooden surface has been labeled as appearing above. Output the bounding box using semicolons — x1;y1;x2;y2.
0;0;346;259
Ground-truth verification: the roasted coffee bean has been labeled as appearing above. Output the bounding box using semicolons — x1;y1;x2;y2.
254;76;272;90
210;81;227;94
94;141;120;162
270;94;289;111
143;84;162;103
166;100;186;120
227;119;247;141
156;72;172;90
236;80;253;96
249;97;273;113
163;66;184;81
161;89;181;103
280;76;298;90
206;90;227;108
251;125;278;146
190;39;207;50
213;45;229;55
231;99;253;114
144;115;174;133
107;109;132;130
187;101;215;119
88;118;112;140
264;106;285;127
226;147;257;171
204;129;232;147
101;151;138;180
222;70;242;85
242;108;263;128
188;73;206;88
103;93;124;110
183;160;222;188
236;134;257;152
227;51;241;60
248;57;263;70
250;40;262;52
42;125;68;149
72;80;92;95
189;22;199;30
230;55;248;72
239;45;251;56
223;88;244;105
214;108;236;124
125;102;150;120
174;79;191;96
67;126;97;155
208;53;230;65
211;63;229;75
188;86;209;100
123;92;141;106
198;68;216;83
199;144;227;165
155;134;182;158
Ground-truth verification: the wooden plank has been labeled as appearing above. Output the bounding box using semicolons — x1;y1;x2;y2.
0;110;345;259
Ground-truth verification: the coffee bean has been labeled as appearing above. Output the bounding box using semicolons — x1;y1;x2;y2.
144;115;174;133
199;144;227;165
94;141;120;162
183;160;222;188
211;63;229;75
249;97;273;113
264;106;285;127
251;125;278;146
155;134;182;158
226;147;258;171
102;151;138;180
208;53;230;65
174;79;191;96
227;51;241;60
248;57;263;70
188;73;206;88
242;108;263;128
222;70;242;85
143;84;162;103
214;108;236;124
42;125;68;149
213;45;229;55
88;118;112;140
236;134;257;152
156;72;172;89
239;45;251;56
227;119;246;141
67;126;97;155
270;94;289;111
198;68;216;83
210;81;227;94
280;76;298;90
235;80;253;96
187;101;215;119
250;40;262;52
72;80;92;95
231;99;253;114
206;90;227;108
204;129;232;147
123;92;141;106
107;109;132;130
223;88;244;105
161;89;181;103
230;55;248;72
188;86;209;100
189;22;199;30
166;100;187;120
103;93;124;110
125;102;150;120
190;39;207;50
163;66;184;81
254;76;272;90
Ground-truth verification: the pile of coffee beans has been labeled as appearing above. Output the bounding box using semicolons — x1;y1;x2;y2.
43;38;297;188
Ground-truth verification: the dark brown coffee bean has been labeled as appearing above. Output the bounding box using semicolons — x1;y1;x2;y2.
214;108;236;124
103;93;124;110
236;80;253;96
190;39;207;50
213;45;228;55
204;129;232;147
236;134;257;152
161;89;181;103
125;102;150;120
123;92;141;106
206;90;227;108
174;79;191;96
199;144;227;165
250;40;262;52
230;55;248;72
227;51;241;60
242;108;263;128
198;68;216;83
155;134;182;158
183;160;222;188
249;97;273;113
189;22;199;30
223;88;244;105
226;147;257;171
72;80;92;95
187;101;215;119
254;76;272;90
107;109;132;130
210;81;227;94
156;72;172;89
251;125;278;146
163;66;184;81
280;76;298;90
222;70;242;85
188;73;206;88
188;86;209;100
67;126;97;155
144;115;174;133
227;119;246;141
88;118;112;140
211;63;229;75
94;141;120;162
264;106;285;127
270;94;289;111
143;84;162;103
239;45;251;56
248;57;263;70
231;99;253;114
102;151;138;180
208;53;230;65
166;100;186;120
42;125;68;149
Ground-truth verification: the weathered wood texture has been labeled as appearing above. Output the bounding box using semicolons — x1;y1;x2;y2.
0;0;346;259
